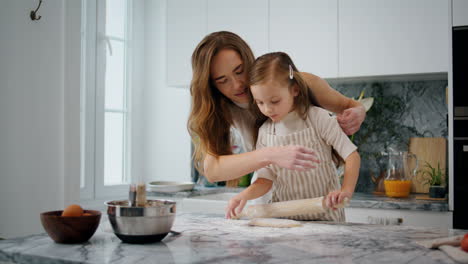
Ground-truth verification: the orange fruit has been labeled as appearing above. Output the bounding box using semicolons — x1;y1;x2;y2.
461;233;468;252
82;213;92;216
61;204;83;217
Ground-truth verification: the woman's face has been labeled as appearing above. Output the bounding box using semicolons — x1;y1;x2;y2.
210;49;249;104
251;80;298;123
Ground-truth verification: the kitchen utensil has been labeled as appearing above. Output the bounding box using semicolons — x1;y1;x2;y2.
416;235;468;263
416;235;463;249
383;150;418;198
235;196;349;219
409;137;447;193
105;199;176;244
415;194;447;201
40;210;101;244
147;181;195;193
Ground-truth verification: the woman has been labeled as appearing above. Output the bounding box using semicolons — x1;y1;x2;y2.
188;31;365;183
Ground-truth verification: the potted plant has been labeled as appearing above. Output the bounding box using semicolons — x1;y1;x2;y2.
420;161;446;198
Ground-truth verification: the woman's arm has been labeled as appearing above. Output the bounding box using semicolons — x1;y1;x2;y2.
325;151;360;208
300;72;366;135
203;146;319;182
226;178;273;219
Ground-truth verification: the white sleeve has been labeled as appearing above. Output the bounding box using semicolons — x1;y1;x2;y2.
312;108;358;160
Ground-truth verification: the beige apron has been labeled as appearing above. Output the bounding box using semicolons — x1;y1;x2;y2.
261;114;345;222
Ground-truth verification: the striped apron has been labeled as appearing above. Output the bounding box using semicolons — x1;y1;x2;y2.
261;114;345;222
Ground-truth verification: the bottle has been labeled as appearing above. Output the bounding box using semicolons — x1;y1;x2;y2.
136;182;146;207
129;184;137;206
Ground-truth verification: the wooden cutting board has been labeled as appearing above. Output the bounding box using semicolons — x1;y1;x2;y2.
226;179;240;188
409;137;447;193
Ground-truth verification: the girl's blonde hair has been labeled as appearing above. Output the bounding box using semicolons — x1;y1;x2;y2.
248;52;343;166
187;31;255;173
248;52;319;144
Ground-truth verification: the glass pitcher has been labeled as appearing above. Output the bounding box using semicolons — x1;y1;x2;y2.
383;151;418;198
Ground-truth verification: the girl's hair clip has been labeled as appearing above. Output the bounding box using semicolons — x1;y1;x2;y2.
289;64;294;80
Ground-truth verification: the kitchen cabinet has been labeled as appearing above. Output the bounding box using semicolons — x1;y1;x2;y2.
269;0;338;78
453;0;468;26
345;207;453;229
339;0;450;77
166;0;451;86
166;0;207;87
207;0;269;58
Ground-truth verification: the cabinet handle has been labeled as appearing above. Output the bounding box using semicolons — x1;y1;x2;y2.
464;146;468;152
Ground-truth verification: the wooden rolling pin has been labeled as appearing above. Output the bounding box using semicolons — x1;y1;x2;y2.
235;196;349;219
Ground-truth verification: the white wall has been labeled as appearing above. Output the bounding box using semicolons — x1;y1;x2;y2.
0;0;80;238
143;0;192;183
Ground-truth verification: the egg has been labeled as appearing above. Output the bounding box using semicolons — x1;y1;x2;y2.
61;204;84;217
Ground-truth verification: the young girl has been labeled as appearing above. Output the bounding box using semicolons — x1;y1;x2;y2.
226;52;360;221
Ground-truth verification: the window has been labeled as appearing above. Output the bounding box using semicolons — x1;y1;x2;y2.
81;0;132;200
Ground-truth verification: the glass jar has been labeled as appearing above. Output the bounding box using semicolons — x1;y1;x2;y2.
383;151;418;198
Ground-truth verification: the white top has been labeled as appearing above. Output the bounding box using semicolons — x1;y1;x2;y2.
229;104;256;152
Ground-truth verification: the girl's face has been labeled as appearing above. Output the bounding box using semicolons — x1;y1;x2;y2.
251;80;298;123
210;49;249;104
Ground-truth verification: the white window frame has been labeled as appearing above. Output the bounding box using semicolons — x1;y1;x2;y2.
81;0;133;200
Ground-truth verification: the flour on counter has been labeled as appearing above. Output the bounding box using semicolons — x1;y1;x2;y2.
248;218;302;228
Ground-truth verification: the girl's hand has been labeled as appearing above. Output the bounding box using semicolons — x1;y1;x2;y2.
325;190;353;210
267;145;320;171
225;195;247;219
337;106;366;135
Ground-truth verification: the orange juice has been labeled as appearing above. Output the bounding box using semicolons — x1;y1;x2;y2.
384;180;411;198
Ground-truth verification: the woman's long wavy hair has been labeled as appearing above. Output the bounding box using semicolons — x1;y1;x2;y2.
188;31;255;173
248;52;343;166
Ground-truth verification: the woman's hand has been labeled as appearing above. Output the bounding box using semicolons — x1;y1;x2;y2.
325;190;353;210
337;105;366;135
266;145;320;171
225;195;247;219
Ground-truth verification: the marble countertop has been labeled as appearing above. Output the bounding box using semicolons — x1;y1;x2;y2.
148;185;449;212
0;213;464;264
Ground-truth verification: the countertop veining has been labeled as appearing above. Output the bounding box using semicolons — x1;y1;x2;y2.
0;213;463;264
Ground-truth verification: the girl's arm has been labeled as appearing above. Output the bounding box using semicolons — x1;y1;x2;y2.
300;72;366;135
203;146;319;183
325;151;361;208
226;177;273;219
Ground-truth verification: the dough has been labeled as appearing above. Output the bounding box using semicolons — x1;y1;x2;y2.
248;218;302;228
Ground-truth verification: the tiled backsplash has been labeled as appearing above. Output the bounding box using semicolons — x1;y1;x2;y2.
329;79;448;193
192;79;448;193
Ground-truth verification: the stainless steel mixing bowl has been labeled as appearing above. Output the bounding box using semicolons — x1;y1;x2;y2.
105;199;176;244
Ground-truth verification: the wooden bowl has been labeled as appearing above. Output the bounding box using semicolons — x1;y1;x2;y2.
40;210;101;244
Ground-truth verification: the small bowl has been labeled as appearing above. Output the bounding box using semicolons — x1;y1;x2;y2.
40;210;101;244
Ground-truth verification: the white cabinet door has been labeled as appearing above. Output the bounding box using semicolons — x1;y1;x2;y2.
167;0;207;87
453;0;468;27
339;0;449;77
207;0;269;58
270;0;338;78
